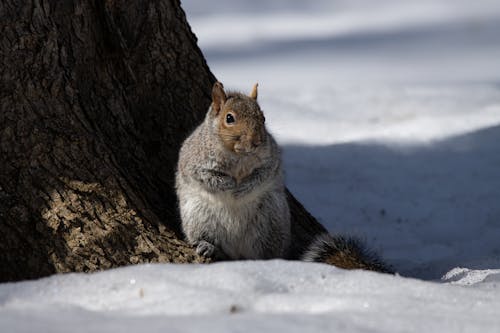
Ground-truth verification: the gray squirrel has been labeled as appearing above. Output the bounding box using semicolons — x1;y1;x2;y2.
175;82;290;260
175;82;392;273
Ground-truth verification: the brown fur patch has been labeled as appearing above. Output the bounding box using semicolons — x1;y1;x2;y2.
211;82;227;116
216;93;265;155
249;83;258;100
304;234;394;273
324;250;369;270
218;108;244;152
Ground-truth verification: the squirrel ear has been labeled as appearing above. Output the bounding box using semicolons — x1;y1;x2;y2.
212;81;227;116
249;83;258;100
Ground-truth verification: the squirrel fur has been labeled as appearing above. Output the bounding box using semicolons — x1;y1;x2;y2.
300;233;393;273
176;82;392;273
176;82;290;260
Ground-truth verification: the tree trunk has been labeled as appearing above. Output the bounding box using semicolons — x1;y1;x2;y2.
0;0;386;282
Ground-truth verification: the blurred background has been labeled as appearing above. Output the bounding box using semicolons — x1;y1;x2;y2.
182;0;500;144
183;0;500;85
182;0;500;279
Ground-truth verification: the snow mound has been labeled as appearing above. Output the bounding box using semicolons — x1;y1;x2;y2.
442;267;500;286
1;261;500;332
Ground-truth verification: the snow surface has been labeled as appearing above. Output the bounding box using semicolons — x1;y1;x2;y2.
2;262;500;333
2;1;500;332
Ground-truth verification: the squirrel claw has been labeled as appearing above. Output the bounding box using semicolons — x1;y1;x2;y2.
196;241;216;258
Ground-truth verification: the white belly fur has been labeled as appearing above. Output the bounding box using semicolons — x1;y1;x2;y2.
179;178;279;259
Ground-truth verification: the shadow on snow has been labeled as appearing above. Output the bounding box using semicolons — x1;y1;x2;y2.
283;124;500;280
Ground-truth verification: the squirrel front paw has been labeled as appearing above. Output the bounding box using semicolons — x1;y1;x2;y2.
212;173;237;191
195;241;230;260
196;240;216;258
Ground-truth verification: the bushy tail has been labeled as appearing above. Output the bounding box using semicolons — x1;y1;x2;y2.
301;233;394;274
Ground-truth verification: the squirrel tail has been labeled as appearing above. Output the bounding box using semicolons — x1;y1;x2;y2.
300;233;394;274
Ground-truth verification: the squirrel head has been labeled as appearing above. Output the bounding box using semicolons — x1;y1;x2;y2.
211;82;266;155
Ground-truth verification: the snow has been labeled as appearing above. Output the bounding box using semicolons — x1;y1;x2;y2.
187;0;500;83
2;1;500;332
2;262;500;332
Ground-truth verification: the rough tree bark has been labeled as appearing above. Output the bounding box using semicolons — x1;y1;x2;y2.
0;0;386;282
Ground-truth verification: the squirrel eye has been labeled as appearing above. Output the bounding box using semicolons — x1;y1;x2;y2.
226;113;235;124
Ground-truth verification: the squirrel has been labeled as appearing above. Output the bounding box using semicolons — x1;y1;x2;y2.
175;82;291;260
175;81;393;273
